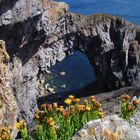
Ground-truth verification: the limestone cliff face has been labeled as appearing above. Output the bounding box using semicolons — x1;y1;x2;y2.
0;40;18;129
0;0;140;128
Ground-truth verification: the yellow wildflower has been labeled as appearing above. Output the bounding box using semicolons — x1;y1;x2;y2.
53;103;58;109
91;98;96;103
64;98;72;105
34;113;40;120
47;117;55;126
57;106;64;112
68;95;75;99
34;109;40;114
41;104;46;109
49;121;55;126
90;96;95;100
99;112;105;118
83;99;88;105
62;110;70;118
72;98;80;104
94;101;102;107
48;117;53;122
47;104;53;112
1;133;9;140
133;100;140;106
60;106;64;109
77;105;86;112
86;106;92;111
37;125;42;129
59;108;64;112
121;94;131;102
16;122;21;129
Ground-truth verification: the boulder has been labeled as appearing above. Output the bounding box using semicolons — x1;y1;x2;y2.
72;115;140;140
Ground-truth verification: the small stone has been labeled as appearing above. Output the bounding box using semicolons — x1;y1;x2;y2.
46;70;52;74
59;71;66;76
87;127;95;136
40;79;45;84
60;84;66;88
78;130;87;137
47;87;55;94
45;84;49;90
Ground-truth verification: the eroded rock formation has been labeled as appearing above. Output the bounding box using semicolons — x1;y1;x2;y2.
0;0;140;128
0;40;18;129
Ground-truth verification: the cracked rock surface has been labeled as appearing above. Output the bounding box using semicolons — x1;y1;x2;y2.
72;115;140;140
0;40;18;129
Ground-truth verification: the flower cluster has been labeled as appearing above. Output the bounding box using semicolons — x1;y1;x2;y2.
1;93;139;140
121;94;140;120
16;120;29;140
0;126;12;140
33;95;104;140
16;120;27;130
46;117;55;126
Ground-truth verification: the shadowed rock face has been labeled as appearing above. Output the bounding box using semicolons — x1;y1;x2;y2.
0;0;140;128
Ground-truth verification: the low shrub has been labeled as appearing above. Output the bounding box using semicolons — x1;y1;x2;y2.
2;94;139;140
31;95;104;140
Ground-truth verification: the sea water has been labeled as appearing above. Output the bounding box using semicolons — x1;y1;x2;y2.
56;0;140;25
45;51;95;92
45;0;140;93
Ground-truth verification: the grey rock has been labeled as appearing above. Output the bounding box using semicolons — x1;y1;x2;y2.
72;115;140;140
0;40;18;137
0;0;43;26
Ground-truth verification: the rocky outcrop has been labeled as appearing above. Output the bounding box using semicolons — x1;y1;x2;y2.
72;115;140;140
0;0;43;26
0;40;18;129
0;0;140;128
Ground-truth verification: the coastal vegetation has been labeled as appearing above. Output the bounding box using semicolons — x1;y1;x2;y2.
0;94;139;140
21;95;103;140
121;94;140;120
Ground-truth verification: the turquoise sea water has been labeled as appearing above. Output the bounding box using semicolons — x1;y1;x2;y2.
46;0;140;92
57;0;140;25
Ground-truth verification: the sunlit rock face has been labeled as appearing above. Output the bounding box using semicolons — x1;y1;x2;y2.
72;115;140;140
0;0;43;26
0;40;18;129
0;0;140;128
37;13;140;89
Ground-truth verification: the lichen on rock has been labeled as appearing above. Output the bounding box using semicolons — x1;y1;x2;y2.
0;40;10;79
72;115;140;140
0;40;18;130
